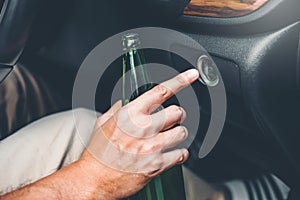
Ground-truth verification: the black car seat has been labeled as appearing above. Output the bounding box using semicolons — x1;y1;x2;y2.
0;0;60;139
0;64;59;140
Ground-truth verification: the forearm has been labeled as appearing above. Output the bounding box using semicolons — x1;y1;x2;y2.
0;161;113;200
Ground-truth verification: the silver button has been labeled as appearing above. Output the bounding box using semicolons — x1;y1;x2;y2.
197;55;219;87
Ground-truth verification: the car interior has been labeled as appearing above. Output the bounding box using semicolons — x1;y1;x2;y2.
0;0;300;199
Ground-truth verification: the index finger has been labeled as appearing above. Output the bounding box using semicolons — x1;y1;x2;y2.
131;69;199;113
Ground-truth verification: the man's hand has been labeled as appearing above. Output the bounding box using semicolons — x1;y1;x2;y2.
1;69;199;200
79;68;200;199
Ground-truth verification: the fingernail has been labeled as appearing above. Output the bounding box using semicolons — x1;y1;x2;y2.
187;69;199;79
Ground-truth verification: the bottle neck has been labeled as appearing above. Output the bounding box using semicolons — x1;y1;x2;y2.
122;47;151;104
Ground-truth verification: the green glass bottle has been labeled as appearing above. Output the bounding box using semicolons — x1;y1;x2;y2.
122;33;186;200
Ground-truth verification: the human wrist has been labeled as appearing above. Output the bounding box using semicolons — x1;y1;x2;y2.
76;153;119;200
31;159;115;200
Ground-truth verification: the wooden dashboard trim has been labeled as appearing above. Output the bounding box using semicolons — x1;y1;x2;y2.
184;0;269;18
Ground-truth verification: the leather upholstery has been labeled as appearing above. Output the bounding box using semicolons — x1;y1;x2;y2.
0;65;58;140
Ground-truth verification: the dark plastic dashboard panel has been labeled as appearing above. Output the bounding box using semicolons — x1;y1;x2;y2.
210;55;241;97
186;22;300;96
183;21;300;185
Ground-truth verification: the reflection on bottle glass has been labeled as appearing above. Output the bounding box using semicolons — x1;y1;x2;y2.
122;33;186;200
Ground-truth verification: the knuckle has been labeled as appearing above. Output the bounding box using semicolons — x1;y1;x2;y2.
172;105;182;113
178;126;188;139
169;126;187;142
181;107;186;115
170;105;183;117
141;142;160;153
153;85;168;97
179;126;187;133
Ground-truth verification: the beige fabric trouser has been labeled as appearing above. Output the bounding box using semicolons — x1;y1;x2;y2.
0;108;96;195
